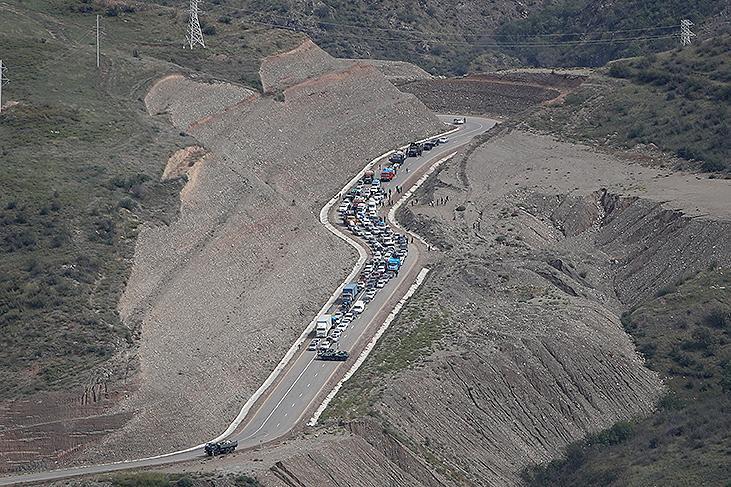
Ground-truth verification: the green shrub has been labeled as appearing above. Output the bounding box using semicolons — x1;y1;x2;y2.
702;309;729;329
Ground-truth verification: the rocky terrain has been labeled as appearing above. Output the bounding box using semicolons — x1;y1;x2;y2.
264;126;731;485
70;40;445;463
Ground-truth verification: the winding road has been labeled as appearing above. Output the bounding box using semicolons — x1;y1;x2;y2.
0;115;495;485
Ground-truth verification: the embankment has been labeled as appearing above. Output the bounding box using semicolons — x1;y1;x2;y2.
76;40;444;462
291;128;730;485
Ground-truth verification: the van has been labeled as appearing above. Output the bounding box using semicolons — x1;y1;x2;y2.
352;300;365;314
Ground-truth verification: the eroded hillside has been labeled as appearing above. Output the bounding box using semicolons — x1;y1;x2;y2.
279;127;731;485
77;40;445;462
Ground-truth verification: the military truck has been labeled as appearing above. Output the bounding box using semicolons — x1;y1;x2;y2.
407;142;423;157
204;439;238;456
317;349;349;361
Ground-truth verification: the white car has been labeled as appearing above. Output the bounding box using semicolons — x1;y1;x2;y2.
376;279;387;288
330;331;341;342
453;117;466;125
366;289;377;299
308;339;320;351
319;339;332;350
336;323;348;332
438;137;449;144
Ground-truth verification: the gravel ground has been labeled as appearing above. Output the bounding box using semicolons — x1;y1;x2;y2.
77;41;444;462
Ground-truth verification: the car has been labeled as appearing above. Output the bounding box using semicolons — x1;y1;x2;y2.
332;312;343;323
307;339;320;351
438;136;449;144
341;317;352;326
453;117;466;125
329;331;341;342
376;279;387;288
366;289;377;300
319;339;332;350
344;312;354;320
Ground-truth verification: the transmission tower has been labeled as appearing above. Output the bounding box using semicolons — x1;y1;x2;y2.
680;19;695;47
96;15;101;68
0;60;8;114
186;0;206;49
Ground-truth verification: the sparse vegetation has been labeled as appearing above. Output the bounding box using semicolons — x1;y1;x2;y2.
0;0;299;398
527;35;731;173
523;267;731;486
107;471;262;487
496;0;726;67
323;271;449;420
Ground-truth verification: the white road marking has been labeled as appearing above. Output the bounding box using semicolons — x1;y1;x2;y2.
240;356;316;441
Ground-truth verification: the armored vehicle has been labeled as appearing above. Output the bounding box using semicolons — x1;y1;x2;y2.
204;439;238;456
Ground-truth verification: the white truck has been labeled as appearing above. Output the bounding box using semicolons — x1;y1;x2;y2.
316;314;331;338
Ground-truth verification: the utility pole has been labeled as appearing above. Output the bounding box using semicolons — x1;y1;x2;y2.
186;0;206;49
680;19;695;47
0;60;8;114
96;14;101;68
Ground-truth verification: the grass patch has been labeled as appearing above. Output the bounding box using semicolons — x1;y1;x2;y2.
522;267;731;486
107;471;261;487
322;270;449;421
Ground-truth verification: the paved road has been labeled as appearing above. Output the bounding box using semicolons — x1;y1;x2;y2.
0;115;495;486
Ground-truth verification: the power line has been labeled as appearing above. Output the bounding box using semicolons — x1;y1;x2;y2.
210;6;685;39
239;18;680;48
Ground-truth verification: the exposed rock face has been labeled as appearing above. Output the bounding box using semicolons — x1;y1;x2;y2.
264;423;445;487
309;128;730;485
82;41;444;461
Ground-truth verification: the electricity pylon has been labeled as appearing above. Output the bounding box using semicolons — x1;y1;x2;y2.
680;19;695;47
0;60;8;114
186;0;206;49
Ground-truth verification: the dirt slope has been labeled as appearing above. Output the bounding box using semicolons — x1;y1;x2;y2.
289;127;731;485
74;40;444;462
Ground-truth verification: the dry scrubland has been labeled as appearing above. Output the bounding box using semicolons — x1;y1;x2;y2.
269;127;730;486
75;40;444;461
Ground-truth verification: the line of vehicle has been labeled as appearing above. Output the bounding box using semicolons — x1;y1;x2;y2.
0;120;472;487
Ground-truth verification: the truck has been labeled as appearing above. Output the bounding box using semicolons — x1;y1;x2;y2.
316;314;331;338
342;283;359;301
387;256;401;271
204;440;238;456
380;168;396;181
363;170;375;184
317;349;349;361
389;151;406;164
407;142;423;157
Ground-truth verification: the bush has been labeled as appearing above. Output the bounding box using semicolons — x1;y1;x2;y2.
655;283;676;297
588;421;634;446
202;25;217;36
702;309;729;329
119;197;136;210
